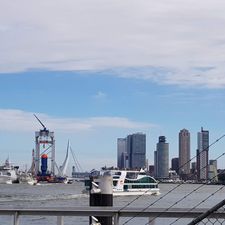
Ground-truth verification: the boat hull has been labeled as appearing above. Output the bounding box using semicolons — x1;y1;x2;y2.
0;176;14;184
113;189;160;196
83;188;160;196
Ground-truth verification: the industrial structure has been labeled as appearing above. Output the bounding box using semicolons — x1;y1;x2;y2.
34;114;56;181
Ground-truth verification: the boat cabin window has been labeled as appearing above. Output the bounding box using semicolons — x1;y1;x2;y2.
126;172;138;179
113;180;118;186
125;177;156;184
139;172;146;175
114;172;121;175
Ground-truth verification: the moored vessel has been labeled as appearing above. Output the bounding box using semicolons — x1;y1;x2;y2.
18;172;38;185
84;168;160;196
0;158;18;184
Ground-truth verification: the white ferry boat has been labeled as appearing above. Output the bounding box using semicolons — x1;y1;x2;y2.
84;169;160;196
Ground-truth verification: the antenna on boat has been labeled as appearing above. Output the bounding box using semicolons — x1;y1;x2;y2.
34;114;47;131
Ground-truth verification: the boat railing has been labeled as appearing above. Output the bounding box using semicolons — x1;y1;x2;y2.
1;206;225;225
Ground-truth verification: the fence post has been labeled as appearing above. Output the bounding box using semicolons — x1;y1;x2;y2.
13;212;19;225
57;216;64;225
113;213;119;225
90;173;113;225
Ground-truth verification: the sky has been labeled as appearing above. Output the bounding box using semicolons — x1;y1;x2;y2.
1;0;225;173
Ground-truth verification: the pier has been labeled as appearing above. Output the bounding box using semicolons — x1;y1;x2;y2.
1;206;225;225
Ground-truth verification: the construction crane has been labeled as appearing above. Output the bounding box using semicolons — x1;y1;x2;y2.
33;114;55;177
34;114;48;132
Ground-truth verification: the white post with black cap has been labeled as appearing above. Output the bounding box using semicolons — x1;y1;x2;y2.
89;172;113;225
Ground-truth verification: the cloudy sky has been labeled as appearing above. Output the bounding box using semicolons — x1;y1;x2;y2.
1;0;225;172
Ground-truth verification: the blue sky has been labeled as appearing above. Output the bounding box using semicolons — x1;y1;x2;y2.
1;0;225;173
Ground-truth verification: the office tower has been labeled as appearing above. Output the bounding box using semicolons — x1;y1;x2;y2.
171;157;179;174
208;160;218;182
155;136;169;179
191;162;197;174
127;133;146;169
117;138;127;169
197;127;209;181
179;129;190;178
149;165;154;176
209;159;217;170
154;150;158;177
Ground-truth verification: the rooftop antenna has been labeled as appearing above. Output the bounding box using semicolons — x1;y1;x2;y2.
34;114;47;131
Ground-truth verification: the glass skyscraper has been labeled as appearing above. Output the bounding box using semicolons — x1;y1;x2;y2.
117;138;127;169
117;133;146;169
127;133;146;169
155;136;169;179
197;127;209;181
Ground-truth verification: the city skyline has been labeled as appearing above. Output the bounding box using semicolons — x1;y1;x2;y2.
1;1;225;172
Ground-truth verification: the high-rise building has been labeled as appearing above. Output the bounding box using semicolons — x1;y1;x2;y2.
191;162;197;174
154;136;169;179
197;127;209;181
127;133;146;169
171;157;179;174
209;160;218;182
149;165;155;176
117;138;127;169
179;129;190;178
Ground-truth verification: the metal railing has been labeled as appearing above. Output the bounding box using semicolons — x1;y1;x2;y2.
1;206;225;225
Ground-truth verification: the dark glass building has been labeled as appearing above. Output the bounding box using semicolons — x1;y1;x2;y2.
127;133;146;169
155;136;169;179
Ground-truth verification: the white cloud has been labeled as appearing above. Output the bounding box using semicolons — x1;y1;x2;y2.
0;109;153;132
92;91;107;100
1;0;225;88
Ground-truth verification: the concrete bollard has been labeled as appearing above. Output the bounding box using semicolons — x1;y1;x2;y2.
90;173;113;225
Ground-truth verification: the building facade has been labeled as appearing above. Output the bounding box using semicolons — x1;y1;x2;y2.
117;133;146;169
179;129;191;178
197;127;209;181
127;133;146;169
117;138;127;169
171;157;179;174
154;136;169;179
208;160;218;183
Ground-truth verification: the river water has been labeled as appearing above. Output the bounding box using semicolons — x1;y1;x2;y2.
0;182;224;225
